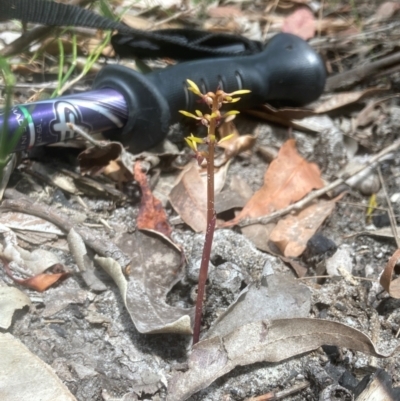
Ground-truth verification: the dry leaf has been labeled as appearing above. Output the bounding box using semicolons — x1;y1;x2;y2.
282;7;316;40
1;241;61;275
314;87;390;114
169;161;207;233
230;139;323;224
96;230;193;334
247;87;390;131
357;226;400;241
0;332;77;401
0;212;64;236
134;161;172;238
375;2;400;21
67;229;107;292
78;142;124;176
199;160;230;194
205;273;311;340
380;248;400;298
207;6;243;18
269;200;337;258
217;131;256;165
169;157;231;232
42;287;88;318
167;318;400;401
356;369;400;401
3;261;69;292
0;286;31;329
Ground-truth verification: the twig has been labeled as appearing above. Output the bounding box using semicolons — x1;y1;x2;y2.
377;166;400;248
326;50;400;90
66;122;109;147
297;275;378;282
244;381;310;401
239;137;400;227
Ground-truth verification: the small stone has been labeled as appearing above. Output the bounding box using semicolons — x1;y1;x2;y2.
391;193;400;203
373;213;390;228
209;262;243;293
186;258;215;283
326;245;353;276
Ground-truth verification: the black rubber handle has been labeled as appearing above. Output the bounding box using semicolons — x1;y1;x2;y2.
93;33;326;152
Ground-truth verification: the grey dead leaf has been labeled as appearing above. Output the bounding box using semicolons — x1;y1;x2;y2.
247;109;321;133
31;162;80;194
214;189;247;214
96;230;193;334
1;232;61;276
42;287;88;318
0;332;77;401
356;369;400;401
205;272;311;340
357;226;400;240
0;211;64;235
67;229;107;291
0;285;31;329
167;318;400;401
313;87;390;114
67;229;87;272
247;88;388;133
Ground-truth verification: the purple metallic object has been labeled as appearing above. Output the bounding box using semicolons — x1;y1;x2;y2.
0;33;327;153
1;89;128;152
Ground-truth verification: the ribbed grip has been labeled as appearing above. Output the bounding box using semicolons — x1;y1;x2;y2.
94;33;326;152
147;33;326;122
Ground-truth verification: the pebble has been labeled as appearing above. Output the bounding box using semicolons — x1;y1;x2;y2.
326;245;353;276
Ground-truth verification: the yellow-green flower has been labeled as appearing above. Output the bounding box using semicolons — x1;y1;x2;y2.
184;133;204;151
186;79;202;96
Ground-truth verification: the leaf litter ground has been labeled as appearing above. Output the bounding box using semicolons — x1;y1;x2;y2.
2;1;400;401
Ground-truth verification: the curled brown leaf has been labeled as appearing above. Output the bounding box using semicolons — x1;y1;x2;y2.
380;248;400;298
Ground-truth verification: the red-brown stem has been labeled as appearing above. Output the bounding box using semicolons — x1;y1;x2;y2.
192;100;218;345
192;213;216;344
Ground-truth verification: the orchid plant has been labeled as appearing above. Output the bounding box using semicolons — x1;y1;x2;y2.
179;80;250;345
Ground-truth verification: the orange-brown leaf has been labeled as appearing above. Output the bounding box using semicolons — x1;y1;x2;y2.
269;200;336;258
17;272;69;292
78;142;124;176
169;161;207;233
134;161;172;238
380;248;400;298
234;139;323;222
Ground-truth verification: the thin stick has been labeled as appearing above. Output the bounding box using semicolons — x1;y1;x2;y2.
377;167;400;248
326;49;400;90
239;137;400;227
297;275;378;282
244;381;310;400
